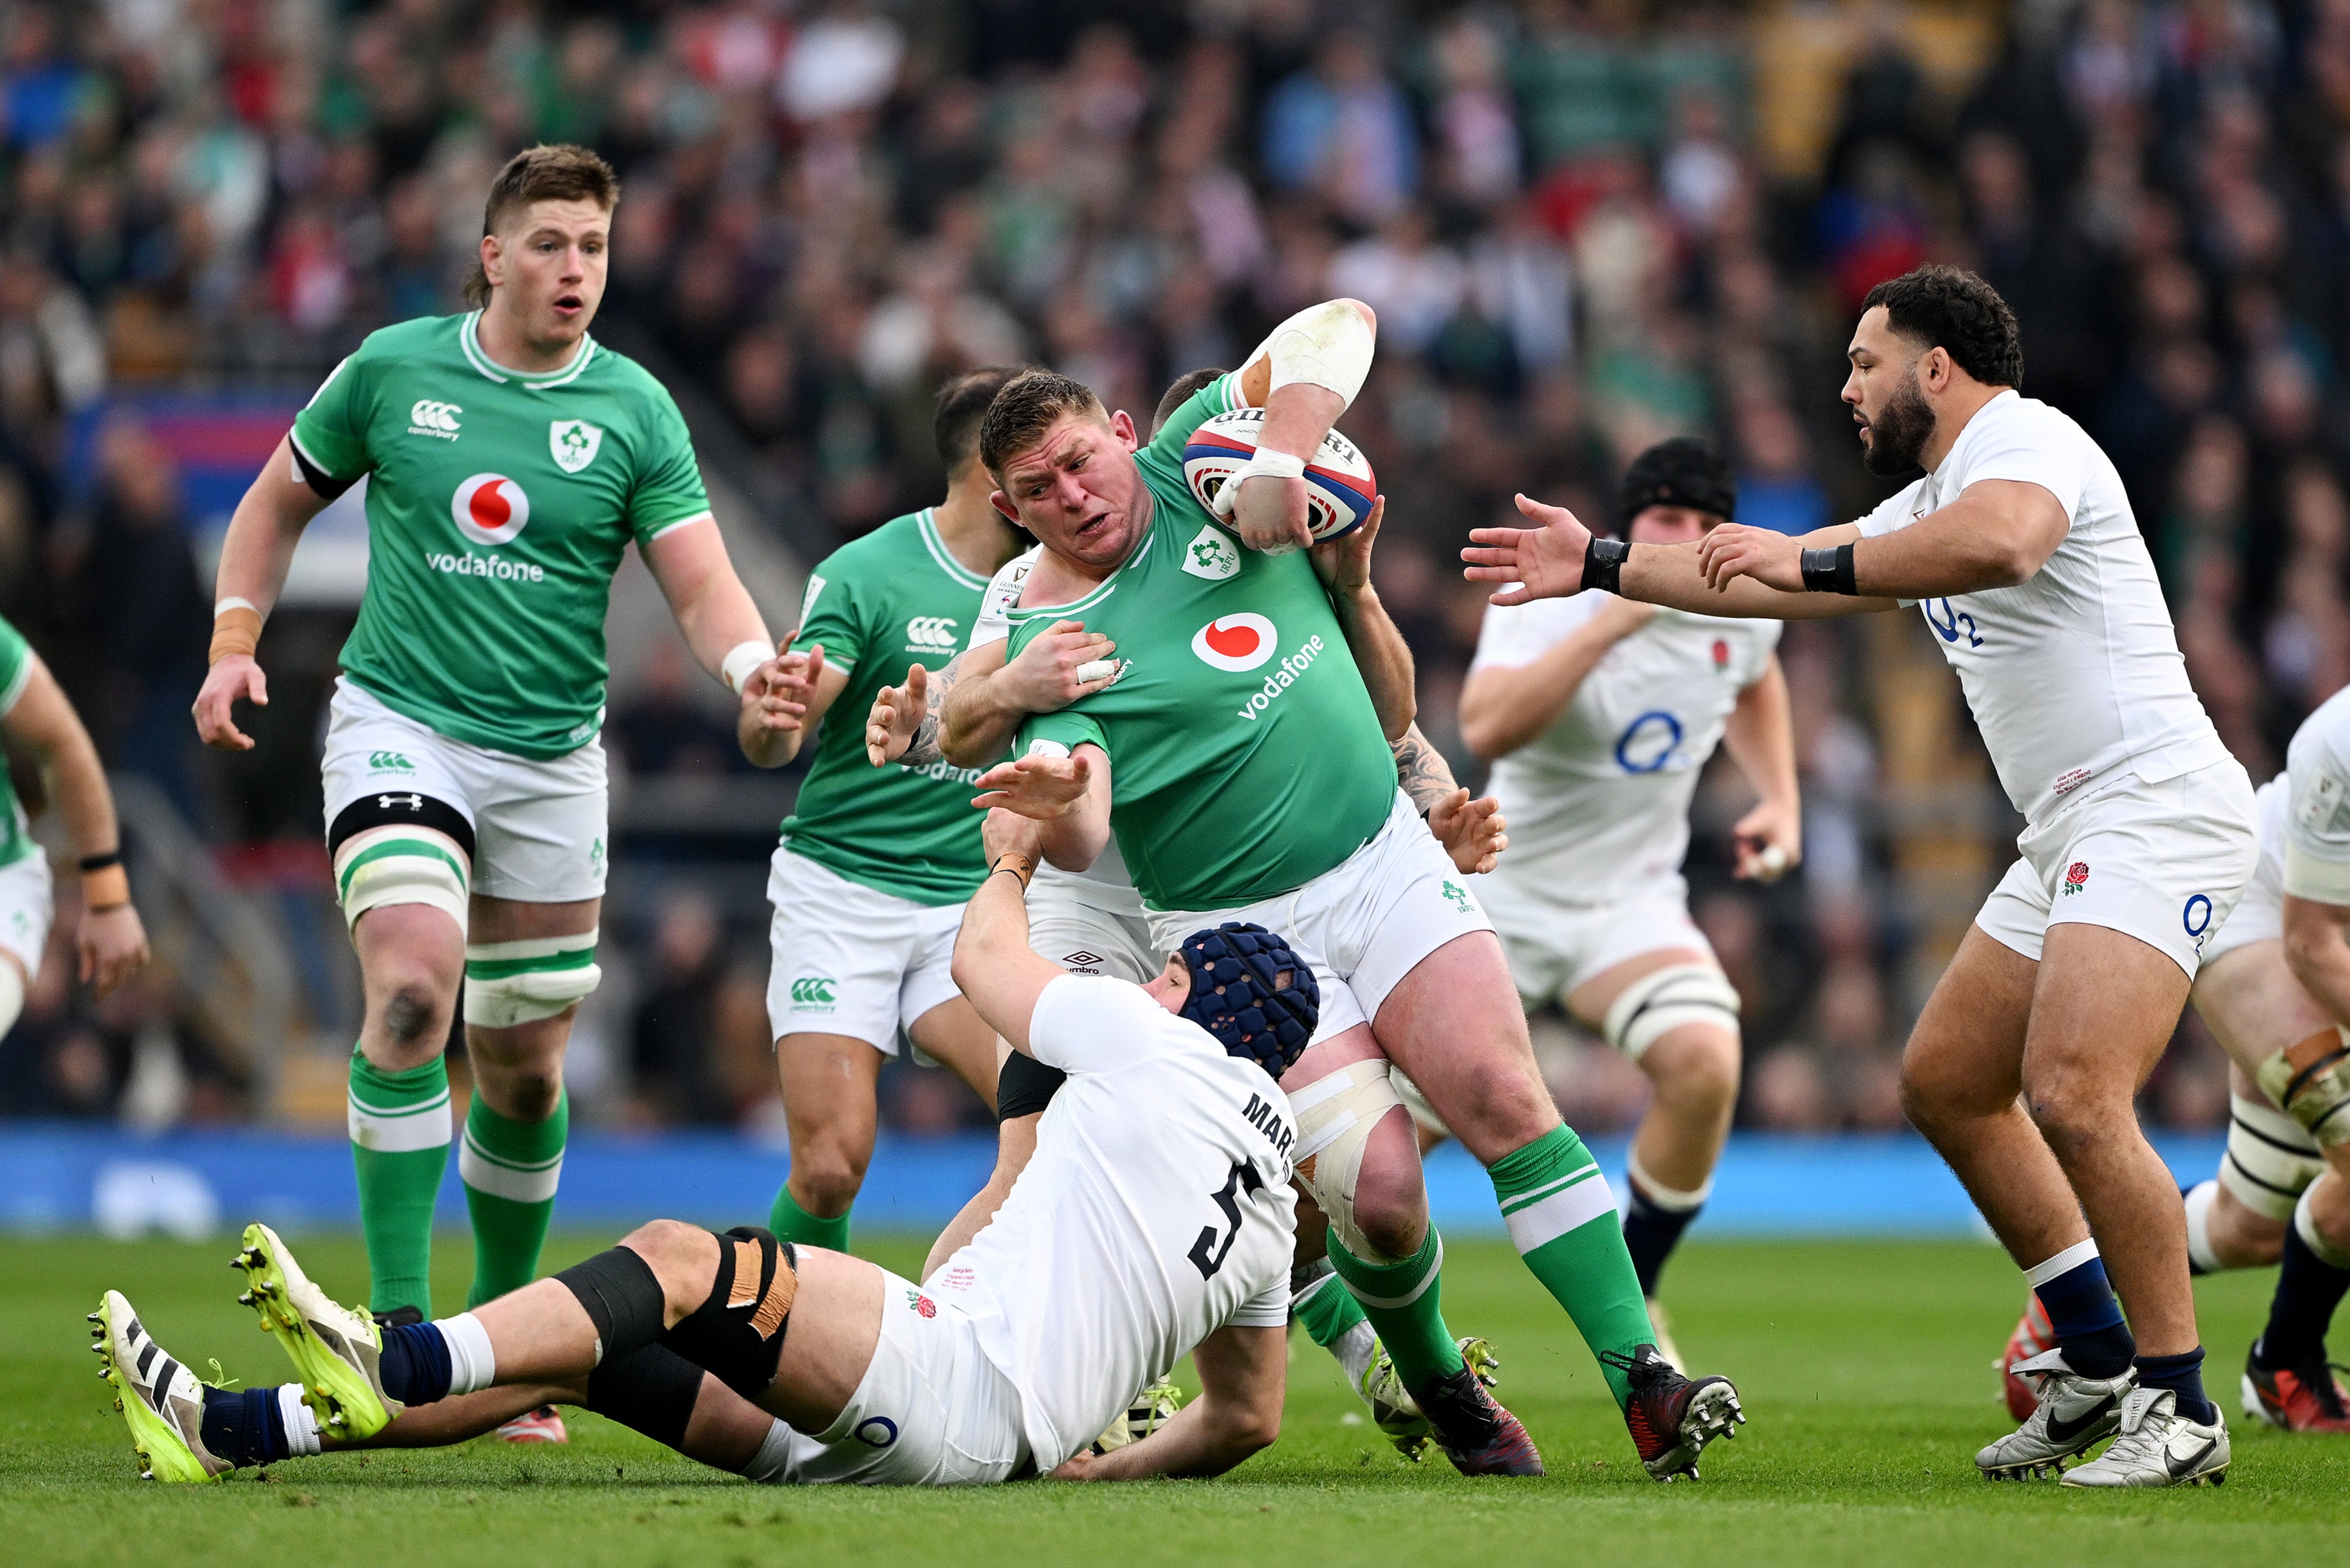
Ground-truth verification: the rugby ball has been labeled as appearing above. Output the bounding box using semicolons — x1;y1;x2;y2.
1182;407;1376;542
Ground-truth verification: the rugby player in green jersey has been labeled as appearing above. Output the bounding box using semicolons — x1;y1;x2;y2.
731;368;1029;1256
193;148;793;1443
0;612;150;1038
927;305;1746;1480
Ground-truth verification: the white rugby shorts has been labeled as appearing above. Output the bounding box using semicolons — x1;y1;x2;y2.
752;1268;1029;1486
2200;775;2286;967
1027;868;1159;983
0;848;55;980
1475;868;1718;1008
765;843;964;1052
1145;790;1493;1042
1976;760;2259;979
320;678;607;903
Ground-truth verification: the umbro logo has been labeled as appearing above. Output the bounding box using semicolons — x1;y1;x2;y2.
1062;950;1103;973
905;616;959;652
409;400;462;439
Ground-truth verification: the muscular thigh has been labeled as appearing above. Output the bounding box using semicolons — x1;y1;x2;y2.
2021;921;2193;1104
764;1245;887;1434
777;1034;885;1141
1374;931;1552;1163
1903;924;2038;1114
2192;939;2334;1075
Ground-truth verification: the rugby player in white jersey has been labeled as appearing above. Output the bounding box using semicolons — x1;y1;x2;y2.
1465;265;2256;1487
1459;437;1796;1368
94;808;1315;1488
867;370;1512;1459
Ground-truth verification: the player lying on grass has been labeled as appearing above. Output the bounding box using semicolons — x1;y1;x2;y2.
2005;685;2350;1436
94;809;1313;1487
1464;264;2251;1489
905;314;1743;1480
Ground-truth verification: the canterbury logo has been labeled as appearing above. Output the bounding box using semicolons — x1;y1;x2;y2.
789;977;835;1005
409;400;462;436
905;616;959;650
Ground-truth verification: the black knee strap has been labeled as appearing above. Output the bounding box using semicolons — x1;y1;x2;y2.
584;1345;707;1452
662;1226;798;1399
554;1246;669;1364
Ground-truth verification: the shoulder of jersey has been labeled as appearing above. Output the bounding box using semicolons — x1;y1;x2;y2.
354;312;468;363
816;510;931;576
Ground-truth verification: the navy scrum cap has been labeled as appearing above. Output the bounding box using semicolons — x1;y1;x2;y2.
1178;922;1319;1078
1616;436;1736;533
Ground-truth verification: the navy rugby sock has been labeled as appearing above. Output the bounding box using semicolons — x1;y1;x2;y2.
378;1320;453;1405
2253;1220;2350;1372
1621;1181;1701;1299
199;1386;290;1468
2024;1242;2134;1379
2133;1347;2218;1426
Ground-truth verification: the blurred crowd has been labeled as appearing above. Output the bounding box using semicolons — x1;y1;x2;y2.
7;0;2350;1138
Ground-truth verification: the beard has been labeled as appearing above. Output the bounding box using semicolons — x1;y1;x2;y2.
1860;374;1935;476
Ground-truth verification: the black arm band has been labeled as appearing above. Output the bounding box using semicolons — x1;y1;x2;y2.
78;851;122;873
288;440;357;501
1582;535;1630;594
998;1051;1068;1121
1799;544;1858;595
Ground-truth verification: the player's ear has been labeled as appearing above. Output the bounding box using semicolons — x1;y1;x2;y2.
990;489;1018;523
1109;409;1138;451
480;232;505;289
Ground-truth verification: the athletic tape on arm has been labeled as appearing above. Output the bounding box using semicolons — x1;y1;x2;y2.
1288;1059;1408;1261
464;929;601;1028
1250;300;1374;410
1601;963;1742;1061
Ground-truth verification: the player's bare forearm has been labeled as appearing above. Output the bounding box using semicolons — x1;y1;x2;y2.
1391;723;1456;815
217;434;332;612
645;521;773;684
939;644;1023;769
922;1111;1035;1283
1057;1325;1286;1481
893;651;966;768
3;659;119;859
1724;657;1801;817
1459;602;1654;759
1331;584;1415;740
1621;532;1891;621
950;813;1068;1054
2283;897;2350;1029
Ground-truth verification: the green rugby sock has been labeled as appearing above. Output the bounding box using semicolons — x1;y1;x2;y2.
461;1091;567;1308
347;1052;451;1319
1327;1229;1466;1391
770;1182;851;1252
1491;1124;1656;1408
1293;1265;1370;1348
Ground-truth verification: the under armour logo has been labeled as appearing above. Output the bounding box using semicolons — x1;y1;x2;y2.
378;794;424;811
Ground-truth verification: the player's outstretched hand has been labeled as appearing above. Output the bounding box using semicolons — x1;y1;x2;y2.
1732;797;1801;884
971;751;1092;820
1219;472;1313;555
981;804;1045;866
1000;621;1121;713
1697;524;1803;593
1428;788;1508;876
1311;494;1382;594
866;663;927;765
192;655;267;751
79;902;150;999
1463;494;1594;605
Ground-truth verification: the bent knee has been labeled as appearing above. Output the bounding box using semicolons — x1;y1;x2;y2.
620;1219;719;1307
375;979;450;1045
1647;1029;1740;1110
787;1146;871;1217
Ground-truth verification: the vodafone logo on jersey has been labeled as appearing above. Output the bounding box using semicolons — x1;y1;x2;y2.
1191;612;1278;672
451;473;531;545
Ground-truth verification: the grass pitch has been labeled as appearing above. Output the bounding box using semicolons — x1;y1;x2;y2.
4;1232;2346;1566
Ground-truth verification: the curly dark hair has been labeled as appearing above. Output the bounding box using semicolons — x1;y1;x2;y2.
1861;266;2024;391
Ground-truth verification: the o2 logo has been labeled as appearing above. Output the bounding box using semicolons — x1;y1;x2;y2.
1926;598;1983;648
2184;894;2214;953
1615;711;1683;774
854;1416;900;1448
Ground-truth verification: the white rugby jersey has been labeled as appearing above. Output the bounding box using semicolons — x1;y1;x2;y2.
2281;685;2350;903
969;545;1140;899
928;976;1296;1470
1469;594;1780;904
1856;390;2227;825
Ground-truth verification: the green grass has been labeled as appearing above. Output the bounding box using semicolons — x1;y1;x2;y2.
4;1233;2346;1566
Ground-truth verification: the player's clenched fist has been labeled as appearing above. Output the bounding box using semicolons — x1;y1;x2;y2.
1428;788;1508;876
192;655;268;751
1462;493;1597;605
999;619;1121;712
866;662;928;766
972;751;1092;819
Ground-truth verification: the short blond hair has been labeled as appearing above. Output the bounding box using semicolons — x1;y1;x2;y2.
462;144;621;308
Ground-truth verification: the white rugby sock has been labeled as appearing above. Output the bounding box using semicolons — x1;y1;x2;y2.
744;1419;798;1483
2183;1179;2227;1274
436;1311;496;1395
277;1383;322;1456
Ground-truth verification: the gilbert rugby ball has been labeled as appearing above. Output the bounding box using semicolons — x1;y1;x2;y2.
1181;407;1376;542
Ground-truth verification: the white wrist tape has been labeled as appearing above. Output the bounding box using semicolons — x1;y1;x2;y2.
1207;448;1308;517
215;597;260;617
722;640;772;694
1258;300;1375;409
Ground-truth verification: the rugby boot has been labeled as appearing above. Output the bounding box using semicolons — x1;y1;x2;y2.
2061;1385;2229;1487
1364;1335;1499;1461
2241;1345;2350;1433
90;1290;228;1481
233;1221;399;1440
1975;1347;2129;1479
496;1405;570;1443
1999;1291;2055;1421
1090;1378;1184;1454
1413;1362;1544;1476
1611;1344;1744;1480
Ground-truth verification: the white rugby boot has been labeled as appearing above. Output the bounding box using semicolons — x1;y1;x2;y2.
233;1221;398;1440
1975;1347;2131;1479
2060;1386;2230;1488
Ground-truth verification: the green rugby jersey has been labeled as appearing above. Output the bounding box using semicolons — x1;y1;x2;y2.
1008;375;1395;910
292;311;714;759
780;509;1000;906
0;615;36;869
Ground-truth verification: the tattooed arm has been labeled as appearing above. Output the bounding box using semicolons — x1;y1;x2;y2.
867;647;973;768
1394;722;1508;875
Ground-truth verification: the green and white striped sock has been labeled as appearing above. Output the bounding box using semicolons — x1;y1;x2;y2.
1490;1123;1656;1408
347;1052;451;1319
460;1090;567;1308
1326;1227;1466;1392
